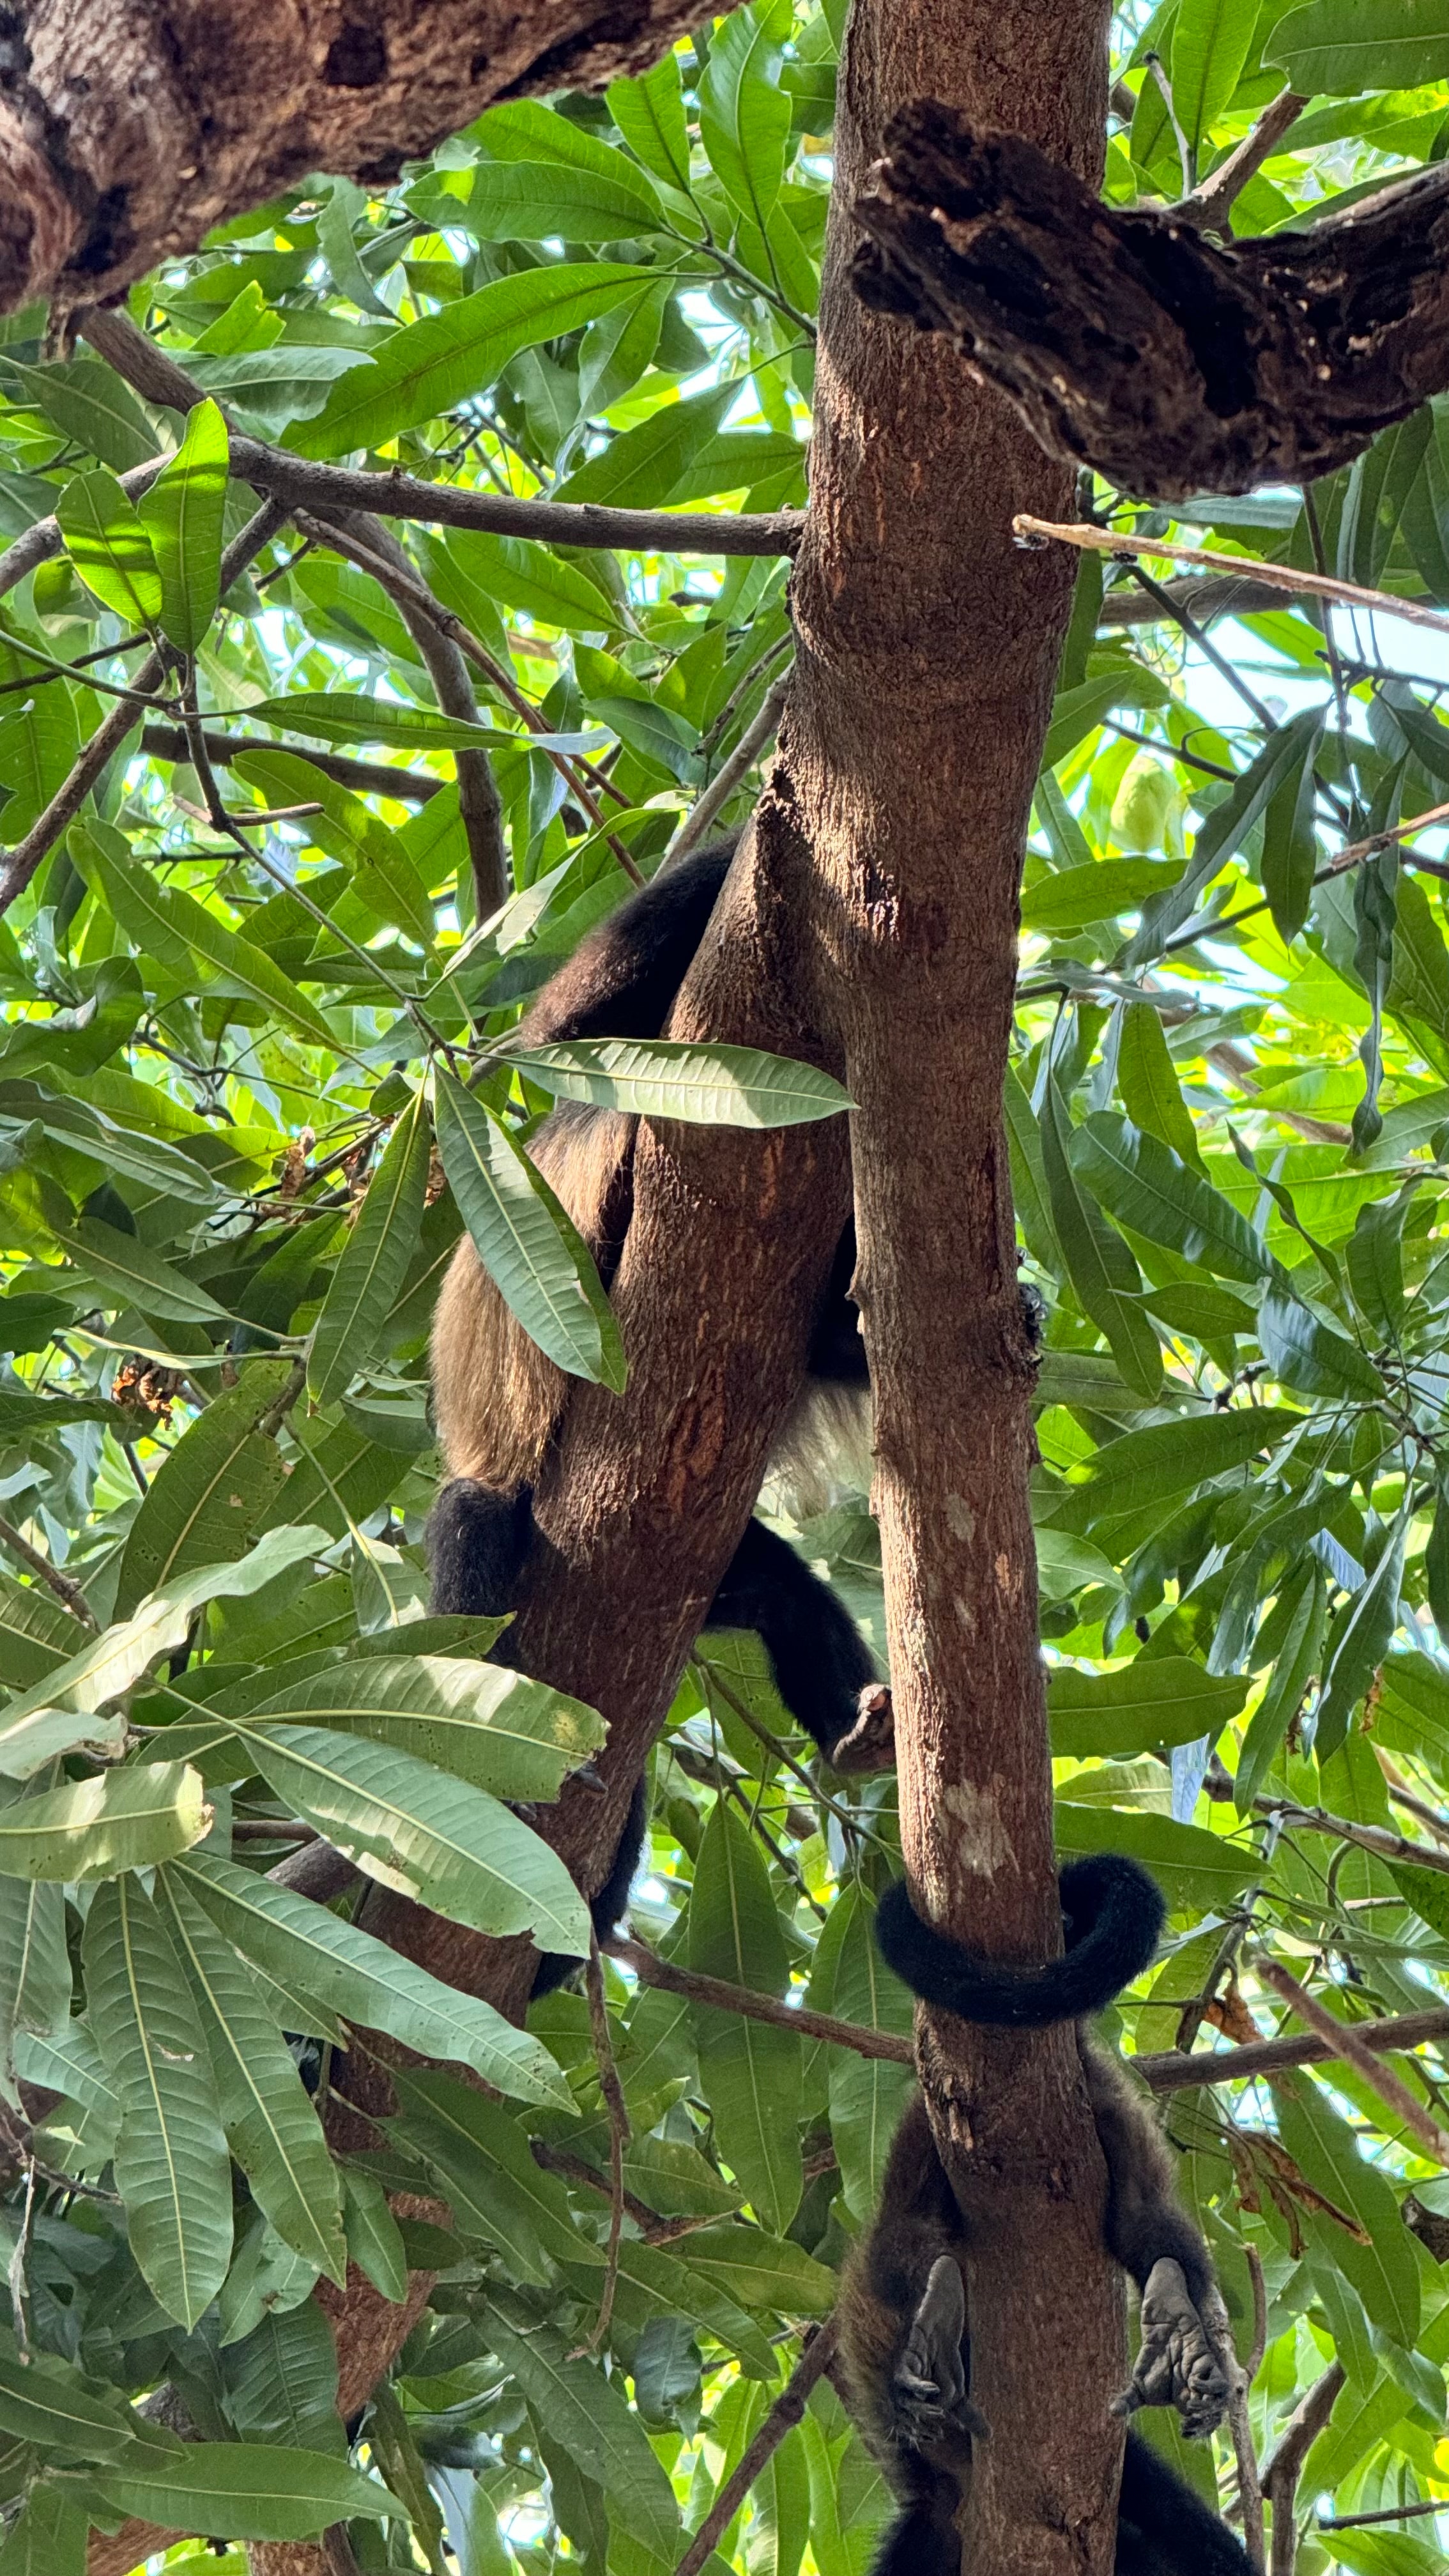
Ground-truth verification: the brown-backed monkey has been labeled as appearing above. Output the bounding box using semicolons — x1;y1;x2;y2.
427;839;887;1988
838;1857;1251;2576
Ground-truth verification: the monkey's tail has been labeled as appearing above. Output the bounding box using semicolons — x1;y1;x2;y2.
874;1853;1164;2027
1117;2429;1252;2576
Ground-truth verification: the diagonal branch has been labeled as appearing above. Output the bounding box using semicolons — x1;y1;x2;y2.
851;103;1449;498
671;2322;839;2576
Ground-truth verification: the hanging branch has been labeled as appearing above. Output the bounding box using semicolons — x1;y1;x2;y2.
1262;2362;1344;2576
671;2320;840;2576
851;103;1449;498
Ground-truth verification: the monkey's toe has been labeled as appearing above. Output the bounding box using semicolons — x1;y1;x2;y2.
1119;2257;1229;2439
829;1685;896;1774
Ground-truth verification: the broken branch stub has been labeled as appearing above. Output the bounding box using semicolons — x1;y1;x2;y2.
850;100;1449;500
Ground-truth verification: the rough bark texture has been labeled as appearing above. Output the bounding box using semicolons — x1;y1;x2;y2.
1;0;728;316
788;10;1123;2575
852;103;1449;500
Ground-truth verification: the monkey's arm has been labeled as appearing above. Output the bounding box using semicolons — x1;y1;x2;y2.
1082;2041;1230;2440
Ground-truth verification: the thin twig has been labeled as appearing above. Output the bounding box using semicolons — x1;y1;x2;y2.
0;1514;97;1625
1131;2002;1449;2094
1014;516;1449;640
671;2320;839;2576
1263;2362;1344;2576
1144;53;1193;196
1177;91;1307;234
1203;2273;1263;2571
664;673;792;869
1158;793;1449;958
141;723;441;803
1253;1952;1449;2165
1256;1795;1449;1878
605;1934;915;2064
573;1935;631;2357
1126;562;1276;732
1319;2497;1448;2528
1244;2246;1268;2384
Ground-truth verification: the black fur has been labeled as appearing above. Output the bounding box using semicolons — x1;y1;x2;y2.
532;1775;650;1998
869;2500;960;2576
707;1515;877;1759
522;839;739;1045
427;1480;533;1619
1117;2431;1253;2576
875;1854;1164;2028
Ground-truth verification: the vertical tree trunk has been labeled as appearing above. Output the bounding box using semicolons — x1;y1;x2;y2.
785;3;1121;2569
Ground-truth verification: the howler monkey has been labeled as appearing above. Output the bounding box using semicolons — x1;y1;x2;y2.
838;1857;1250;2576
428;837;887;1985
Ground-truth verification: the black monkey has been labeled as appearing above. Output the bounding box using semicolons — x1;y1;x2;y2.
839;1856;1249;2576
427;839;890;1988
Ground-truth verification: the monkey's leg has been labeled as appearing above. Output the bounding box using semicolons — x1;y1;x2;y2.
705;1517;891;1768
1083;2044;1229;2441
867;2503;963;2576
427;1480;534;1616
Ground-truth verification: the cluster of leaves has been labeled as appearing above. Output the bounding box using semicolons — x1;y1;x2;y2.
6;0;1449;2570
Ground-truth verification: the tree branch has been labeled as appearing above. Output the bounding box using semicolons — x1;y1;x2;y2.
664;673;793;870
1098;573;1294;631
671;2322;840;2576
852;105;1449;498
605;1934;916;2062
1134;2003;1449;2093
1176;89;1307;235
1263;2362;1344;2576
1253;1954;1449;2164
0;1514;96;1627
1015;516;1449;638
140;725;441;805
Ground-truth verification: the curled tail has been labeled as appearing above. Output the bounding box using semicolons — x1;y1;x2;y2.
875;1853;1164;2027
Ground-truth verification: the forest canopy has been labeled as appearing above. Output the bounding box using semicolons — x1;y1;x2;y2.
5;1;1449;2570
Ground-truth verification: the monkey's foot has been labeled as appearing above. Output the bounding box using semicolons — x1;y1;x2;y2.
1112;2258;1228;2441
891;2258;990;2450
830;1685;896;1774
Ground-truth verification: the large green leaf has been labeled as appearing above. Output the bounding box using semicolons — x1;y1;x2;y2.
463;161;666;241
1275;2079;1421;2345
699;3;792;232
1072;1114;1280;1284
0;2349;144;2462
0;1761;208;1880
112;1368;299;1618
434;1066;626;1390
392;2064;600;2280
156;1869;346;2284
290;264;647;457
138;397;229;653
1170;0;1260;150
1267;0;1449;93
177;1849;571;2106
56;468;162;627
484;2297;680;2558
504;1038;853;1126
1039;1078;1163;1399
1049;1659;1247;1759
687;1802;802;2235
309;1089;430;1403
227;1652;605;1800
824;1890;914;2227
65;2443;406;2540
226;1717;591;1954
73;822;337;1052
231;749;436;943
82;1875;233;2327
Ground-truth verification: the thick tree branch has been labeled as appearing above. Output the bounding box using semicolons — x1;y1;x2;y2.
4;0;766;314
1098;573;1293;631
1135;2004;1449;2092
851;103;1449;498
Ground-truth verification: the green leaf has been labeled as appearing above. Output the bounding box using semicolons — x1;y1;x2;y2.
1021;860;1183;935
230;750;436;945
82;1874;233;2327
434;1065;626;1390
341;2164;408;2303
112;1369;301;1620
3;355;158;472
0;1857;70;2074
231;1653;605;1802
1267;0;1449;94
1117;1002;1204;1169
1316;1518;1407;1761
553;380;733;509
156;1869;346;2284
607;56;694;193
66;2442;406;2539
1170;0;1260;151
223;2297;342;2453
1068;1409;1299;1519
0;2488;88;2574
1049;1659;1247;1759
1039;1080;1163;1398
675;2223;836;2315
1261;732;1320;944
825;1890;914;2227
505;1038;853;1126
72;822;337;1052
1041;668;1169;770
290;264;648;457
1123;708;1324;968
0;2349;144;2462
1075;1113;1279;1283
688;1803;802;2234
0;1075;220;1204
484;2298;680;2558
1257;1291;1386;1401
463;161;665;242
1275;2078;1420;2344
63;1214;231;1328
1052;1803;1258;1907
55;468;162;626
0;1760;208;1880
417;528;618;641
699;3;792;232
392;2064;597;2277
226;1717;591;1955
138;398;230;653
309;1091;430;1404
245;693;605;754
178;1848;571;2106
0;1705;125;1781
1236;1558;1326;1810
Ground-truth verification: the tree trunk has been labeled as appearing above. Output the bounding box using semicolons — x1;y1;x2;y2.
786;0;1123;2567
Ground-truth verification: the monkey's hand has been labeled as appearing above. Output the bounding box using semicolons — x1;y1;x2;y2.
829;1685;896;1775
891;2257;989;2450
1112;2257;1227;2441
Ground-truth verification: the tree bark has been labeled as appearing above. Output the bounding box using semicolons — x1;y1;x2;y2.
1;0;730;317
851;105;1449;500
785;6;1121;2573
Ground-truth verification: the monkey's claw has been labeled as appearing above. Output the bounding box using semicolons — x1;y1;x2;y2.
830;1685;896;1774
1114;2258;1228;2441
891;2258;988;2448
